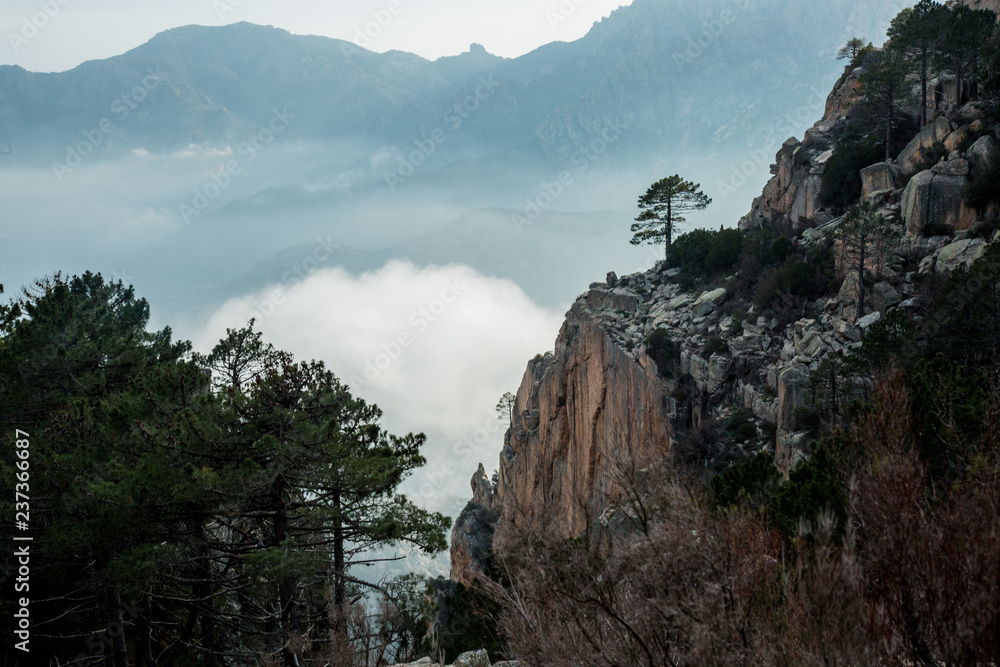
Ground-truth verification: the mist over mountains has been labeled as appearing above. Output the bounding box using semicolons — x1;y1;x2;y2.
0;0;911;525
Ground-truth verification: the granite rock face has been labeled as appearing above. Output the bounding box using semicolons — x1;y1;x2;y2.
451;45;1000;586
739;123;840;231
495;294;676;540
450;466;499;586
861;162;901;201
901;169;978;235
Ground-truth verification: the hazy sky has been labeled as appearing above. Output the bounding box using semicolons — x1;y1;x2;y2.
2;0;631;72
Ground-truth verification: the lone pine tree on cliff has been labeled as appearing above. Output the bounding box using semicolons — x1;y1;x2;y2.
632;175;711;262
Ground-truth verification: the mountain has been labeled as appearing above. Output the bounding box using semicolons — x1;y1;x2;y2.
450;23;1000;584
0;22;501;159
1;1;906;167
0;0;915;348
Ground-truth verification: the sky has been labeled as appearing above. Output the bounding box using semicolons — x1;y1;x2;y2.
1;0;632;73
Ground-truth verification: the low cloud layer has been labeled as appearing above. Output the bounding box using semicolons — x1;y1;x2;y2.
189;260;564;506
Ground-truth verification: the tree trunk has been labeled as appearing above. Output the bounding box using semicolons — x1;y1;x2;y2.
857;238;867;321
333;487;348;649
957;60;965;107
885;80;896;162
95;552;130;667
665;199;673;264
272;493;302;667
134;595;152;667
921;49;929;128
194;521;219;667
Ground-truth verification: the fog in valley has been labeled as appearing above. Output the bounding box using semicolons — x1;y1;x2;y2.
0;0;912;576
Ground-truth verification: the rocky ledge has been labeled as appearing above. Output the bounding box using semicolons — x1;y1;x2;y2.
391;650;518;667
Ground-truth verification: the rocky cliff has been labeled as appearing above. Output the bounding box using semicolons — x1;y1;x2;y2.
451;37;1000;586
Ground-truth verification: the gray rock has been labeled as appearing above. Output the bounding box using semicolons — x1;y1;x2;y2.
666;294;692;310
935;238;987;274
943;124;972;154
832;318;862;342
606;271;618;287
968;134;1000;173
896;116;952;178
872;281;902;313
454;650;491;667
587;288;639;313
857;312;882;329
901;170;977;236
708;354;733;393
860;161;901;200
838;270;862;305
777;366;811;431
931;157;970;177
694;287;728;308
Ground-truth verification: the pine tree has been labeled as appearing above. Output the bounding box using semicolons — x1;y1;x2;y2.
835;202;900;322
859;48;912;161
838;37;867;62
887;0;949;128
938;4;997;105
632;175;712;263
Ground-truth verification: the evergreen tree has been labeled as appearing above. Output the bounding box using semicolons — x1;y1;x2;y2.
838;37;867;62
632;175;712;263
859;48;912;161
0;273;196;665
0;283;450;666
834;202;899;322
887;0;949;128
938;4;997;105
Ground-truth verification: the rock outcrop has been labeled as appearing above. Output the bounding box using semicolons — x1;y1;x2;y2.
391;650;505;667
896;116;953;178
861;162;901;201
901;169;978;235
739;124;840;230
495;291;676;539
451;40;1000;584
450;465;499;587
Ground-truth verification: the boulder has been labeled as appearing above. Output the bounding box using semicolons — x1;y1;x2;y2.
777;366;811;431
708;354;733;394
832;318;862;342
857;311;882;329
666;294;692;310
896;116;952;178
694;287;728;307
838;270;862;305
872;281;902;313
935;238;987;274
931;157;970;177
587;288;639;312
901;170;977;235
692;288;728;316
454;650;491;667
968;134;1000;173
943;124;972;154
861;162;901;200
